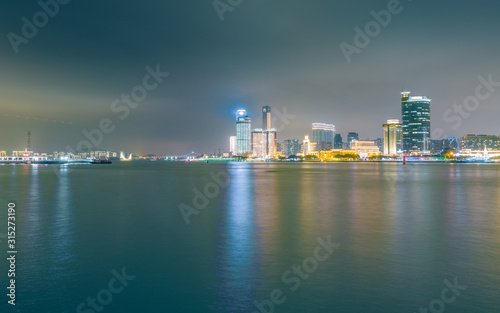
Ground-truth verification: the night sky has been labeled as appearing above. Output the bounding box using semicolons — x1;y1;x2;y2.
1;0;499;155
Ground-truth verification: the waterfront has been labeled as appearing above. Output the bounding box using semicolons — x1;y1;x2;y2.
1;162;499;312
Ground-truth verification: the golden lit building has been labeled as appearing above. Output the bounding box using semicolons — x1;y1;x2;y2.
350;140;381;158
13;150;33;157
302;134;317;156
383;119;402;155
319;149;359;161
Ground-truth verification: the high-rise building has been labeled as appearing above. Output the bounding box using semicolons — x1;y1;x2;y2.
229;136;237;155
252;129;267;158
302;134;317;155
236;110;252;155
276;142;282;153
312;123;335;151
334;134;343;149
262;106;272;130
266;129;277;156
383;119;403;155
283;139;300;156
252;128;277;158
401;92;431;153
347;132;359;144
259;106;277;157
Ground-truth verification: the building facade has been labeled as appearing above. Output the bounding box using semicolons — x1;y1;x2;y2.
401;92;431;154
251;129;267;158
347;132;359;144
302;134;317;155
334;134;343;149
383;119;403;155
350;140;381;158
375;138;383;152
460;134;500;150
229;136;237;155
283;139;300;156
312;123;335;151
251;128;277;158
431;138;459;154
266;129;277;157
262;106;271;130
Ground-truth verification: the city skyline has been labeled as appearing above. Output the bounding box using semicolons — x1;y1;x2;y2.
2;89;500;157
6;84;499;158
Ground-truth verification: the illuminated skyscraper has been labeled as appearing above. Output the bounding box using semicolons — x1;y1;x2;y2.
229;136;237;155
252;128;277;158
312;123;335;151
283;139;300;156
334;134;343;149
302;134;317;155
262;106;271;130
401;92;431;153
252;129;267;158
266;128;277;156
260;106;277;157
236;110;252;155
383;119;403;155
276;142;282;153
347;132;359;144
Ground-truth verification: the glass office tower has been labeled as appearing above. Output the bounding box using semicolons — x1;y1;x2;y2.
312;123;335;151
401;92;431;153
236;110;252;155
262;106;271;130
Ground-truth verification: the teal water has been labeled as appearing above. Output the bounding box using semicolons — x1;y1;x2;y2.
0;162;499;313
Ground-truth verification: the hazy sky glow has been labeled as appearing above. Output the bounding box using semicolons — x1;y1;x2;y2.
1;0;500;155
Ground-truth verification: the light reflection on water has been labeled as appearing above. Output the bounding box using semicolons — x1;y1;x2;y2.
214;164;258;312
0;162;498;313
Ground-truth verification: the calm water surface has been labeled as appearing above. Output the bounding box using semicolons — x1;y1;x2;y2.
0;162;499;313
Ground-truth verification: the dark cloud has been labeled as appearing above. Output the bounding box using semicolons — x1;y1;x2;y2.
1;0;499;154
